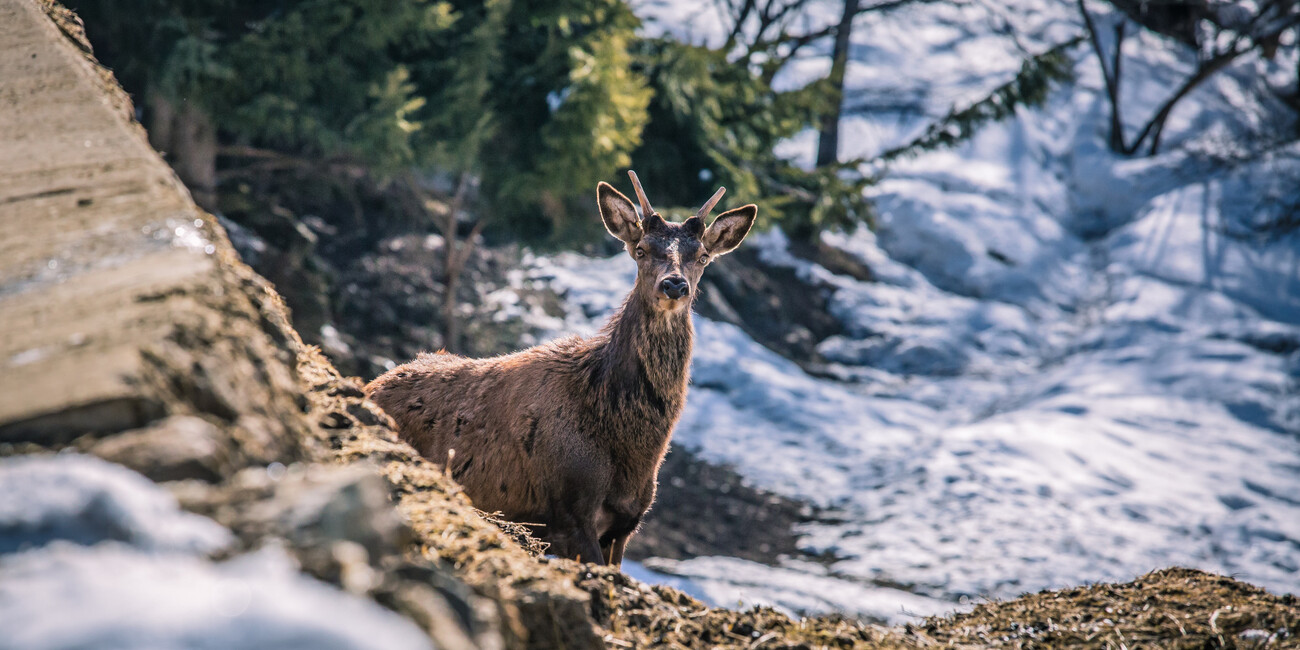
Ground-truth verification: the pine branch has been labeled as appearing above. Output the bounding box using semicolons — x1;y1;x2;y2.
875;35;1083;163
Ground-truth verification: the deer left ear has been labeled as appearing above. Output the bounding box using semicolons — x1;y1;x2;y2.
682;216;705;238
702;205;756;257
598;182;642;244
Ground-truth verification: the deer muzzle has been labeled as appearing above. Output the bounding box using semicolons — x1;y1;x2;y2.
659;276;690;300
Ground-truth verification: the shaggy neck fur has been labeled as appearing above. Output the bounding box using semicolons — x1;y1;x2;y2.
586;286;693;420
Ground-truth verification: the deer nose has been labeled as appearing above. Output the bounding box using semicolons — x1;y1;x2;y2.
659;276;689;300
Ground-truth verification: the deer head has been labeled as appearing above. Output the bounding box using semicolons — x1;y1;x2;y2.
597;171;757;315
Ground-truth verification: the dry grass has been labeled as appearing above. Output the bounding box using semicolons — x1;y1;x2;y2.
915;567;1299;649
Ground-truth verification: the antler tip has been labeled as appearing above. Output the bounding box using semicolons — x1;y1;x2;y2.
696;186;727;220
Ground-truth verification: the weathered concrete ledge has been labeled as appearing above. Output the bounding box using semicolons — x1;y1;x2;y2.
0;0;304;451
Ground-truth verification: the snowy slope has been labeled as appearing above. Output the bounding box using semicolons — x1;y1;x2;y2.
528;0;1300;623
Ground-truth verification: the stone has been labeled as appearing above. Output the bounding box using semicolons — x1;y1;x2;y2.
88;415;232;483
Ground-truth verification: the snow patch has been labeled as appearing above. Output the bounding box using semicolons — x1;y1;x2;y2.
643;556;959;625
0;543;433;650
0;454;233;556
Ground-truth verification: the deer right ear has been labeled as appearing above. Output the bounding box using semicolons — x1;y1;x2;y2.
598;182;642;244
703;204;757;257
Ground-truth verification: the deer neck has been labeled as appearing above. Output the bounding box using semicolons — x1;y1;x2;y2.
590;287;693;419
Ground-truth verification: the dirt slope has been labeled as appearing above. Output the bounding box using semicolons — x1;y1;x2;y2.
0;1;1295;648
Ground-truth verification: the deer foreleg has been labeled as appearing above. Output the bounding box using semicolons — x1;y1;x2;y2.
549;509;605;565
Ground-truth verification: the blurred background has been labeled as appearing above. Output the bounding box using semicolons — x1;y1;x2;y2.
65;0;1300;622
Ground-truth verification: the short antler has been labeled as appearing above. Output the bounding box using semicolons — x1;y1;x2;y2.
696;187;726;221
627;170;655;217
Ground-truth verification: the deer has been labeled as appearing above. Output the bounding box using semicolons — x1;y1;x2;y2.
364;171;756;566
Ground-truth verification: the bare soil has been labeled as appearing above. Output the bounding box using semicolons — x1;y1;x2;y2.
631;446;811;565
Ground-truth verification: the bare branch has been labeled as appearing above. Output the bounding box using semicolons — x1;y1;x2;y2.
759;0;953;76
720;0;757;51
1138;47;1251;154
1088;0;1300;157
1078;0;1129;151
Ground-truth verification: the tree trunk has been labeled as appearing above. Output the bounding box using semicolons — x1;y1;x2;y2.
442;269;460;353
816;0;860;168
146;90;218;211
1107;22;1126;152
438;173;480;354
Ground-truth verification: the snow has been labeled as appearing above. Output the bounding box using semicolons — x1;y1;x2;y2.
0;455;433;649
621;559;713;601
0;454;233;555
624;556;955;624
640;556;957;624
521;0;1300;621
0;544;433;650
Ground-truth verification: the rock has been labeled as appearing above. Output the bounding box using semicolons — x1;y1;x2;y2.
320;411;355;429
0;0;312;459
0;6;588;649
388;583;482;649
186;464;409;571
382;567;504;650
347;401;388;427
88;415;232;483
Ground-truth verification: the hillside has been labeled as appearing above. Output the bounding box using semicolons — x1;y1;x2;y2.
0;1;1297;649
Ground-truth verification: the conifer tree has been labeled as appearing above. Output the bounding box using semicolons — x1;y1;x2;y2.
68;0;445;209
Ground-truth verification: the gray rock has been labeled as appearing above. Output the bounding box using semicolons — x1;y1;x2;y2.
186;464;409;570
89;415;233;483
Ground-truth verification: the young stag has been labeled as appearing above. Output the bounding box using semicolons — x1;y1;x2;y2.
365;172;756;566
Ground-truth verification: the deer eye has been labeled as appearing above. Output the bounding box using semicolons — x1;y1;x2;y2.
699;254;710;264
635;248;646;258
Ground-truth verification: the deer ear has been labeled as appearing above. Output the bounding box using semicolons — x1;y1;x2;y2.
597;182;642;243
702;204;756;257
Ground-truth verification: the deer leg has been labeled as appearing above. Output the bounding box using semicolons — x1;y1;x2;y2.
547;507;605;565
575;528;605;566
600;533;629;565
599;512;641;569
555;522;604;565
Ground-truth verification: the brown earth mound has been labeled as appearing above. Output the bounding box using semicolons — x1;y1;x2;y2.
2;2;1296;649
